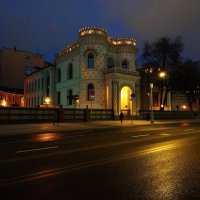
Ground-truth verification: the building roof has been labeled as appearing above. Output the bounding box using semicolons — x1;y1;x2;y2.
0;86;24;94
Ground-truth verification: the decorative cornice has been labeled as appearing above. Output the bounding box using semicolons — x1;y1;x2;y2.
56;27;136;58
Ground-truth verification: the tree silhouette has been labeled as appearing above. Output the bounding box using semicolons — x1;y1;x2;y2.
142;36;183;110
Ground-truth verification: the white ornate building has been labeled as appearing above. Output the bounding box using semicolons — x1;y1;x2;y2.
25;27;141;116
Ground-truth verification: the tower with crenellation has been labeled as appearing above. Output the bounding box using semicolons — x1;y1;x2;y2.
55;27;140;116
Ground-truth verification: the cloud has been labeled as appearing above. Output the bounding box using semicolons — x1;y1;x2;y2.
100;0;200;60
0;0;199;62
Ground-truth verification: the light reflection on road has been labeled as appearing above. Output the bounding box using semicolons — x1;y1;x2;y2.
34;133;62;142
141;140;190;199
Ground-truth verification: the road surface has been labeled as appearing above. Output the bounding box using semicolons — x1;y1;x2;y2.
0;122;200;199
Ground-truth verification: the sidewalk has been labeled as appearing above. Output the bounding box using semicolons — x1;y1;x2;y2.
0;119;199;136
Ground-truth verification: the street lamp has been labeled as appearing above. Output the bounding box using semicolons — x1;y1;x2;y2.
159;71;166;111
159;71;166;78
150;83;154;124
44;97;50;107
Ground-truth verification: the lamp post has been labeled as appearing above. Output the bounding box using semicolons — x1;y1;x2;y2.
44;97;50;107
150;83;154;124
72;95;79;119
159;71;166;110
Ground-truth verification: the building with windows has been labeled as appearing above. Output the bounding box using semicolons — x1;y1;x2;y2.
0;47;45;107
0;47;45;89
0;86;24;107
24;63;55;107
56;27;140;116
24;27;140;116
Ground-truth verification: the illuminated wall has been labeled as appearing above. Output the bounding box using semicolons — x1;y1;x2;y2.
120;86;132;113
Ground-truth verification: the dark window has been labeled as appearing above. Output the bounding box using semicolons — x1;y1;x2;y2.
67;64;73;79
153;92;158;106
57;68;61;82
107;57;114;69
88;53;94;68
41;78;43;89
46;76;50;96
25;63;31;76
122;60;128;69
67;90;73;105
57;92;61;104
88;84;95;100
38;79;40;90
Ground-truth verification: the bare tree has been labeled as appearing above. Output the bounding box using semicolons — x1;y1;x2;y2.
142;36;183;110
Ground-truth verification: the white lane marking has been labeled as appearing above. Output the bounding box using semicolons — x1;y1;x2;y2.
131;134;150;138
16;146;58;154
184;129;195;132
160;133;171;136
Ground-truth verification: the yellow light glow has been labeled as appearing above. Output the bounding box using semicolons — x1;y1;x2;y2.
159;71;166;78
1;99;7;107
182;105;187;109
106;86;109;108
121;86;132;111
44;97;50;104
35;133;62;142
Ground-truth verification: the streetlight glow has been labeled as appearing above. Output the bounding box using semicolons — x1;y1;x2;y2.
159;71;166;78
150;83;154;124
44;97;50;105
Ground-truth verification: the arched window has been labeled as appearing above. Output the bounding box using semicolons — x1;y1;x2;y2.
122;60;128;69
46;76;50;96
88;53;94;68
67;64;73;80
87;83;95;100
107;57;114;69
57;68;61;82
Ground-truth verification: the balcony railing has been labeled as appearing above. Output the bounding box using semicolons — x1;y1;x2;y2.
104;67;139;76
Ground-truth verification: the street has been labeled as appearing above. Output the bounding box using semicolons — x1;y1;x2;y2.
0;122;200;199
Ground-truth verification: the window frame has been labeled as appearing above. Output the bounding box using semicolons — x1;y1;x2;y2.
122;60;128;69
87;83;95;100
87;53;94;69
67;63;73;80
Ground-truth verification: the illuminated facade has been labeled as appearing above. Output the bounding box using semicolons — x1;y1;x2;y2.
24;63;55;107
0;88;24;107
0;47;45;89
56;27;140;116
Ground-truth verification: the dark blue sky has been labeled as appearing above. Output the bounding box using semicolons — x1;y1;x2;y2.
0;0;199;64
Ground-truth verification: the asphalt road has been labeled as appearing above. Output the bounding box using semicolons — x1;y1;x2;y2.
0;122;200;199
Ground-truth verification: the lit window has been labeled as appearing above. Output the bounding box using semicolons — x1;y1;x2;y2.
88;53;94;68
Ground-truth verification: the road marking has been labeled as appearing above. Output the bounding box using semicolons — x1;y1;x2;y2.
131;134;150;138
0;140;189;188
160;133;171;136
184;129;195;132
16;146;58;154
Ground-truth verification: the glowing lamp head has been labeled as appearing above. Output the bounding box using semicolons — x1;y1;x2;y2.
1;100;7;107
44;97;50;104
182;105;187;109
159;71;166;78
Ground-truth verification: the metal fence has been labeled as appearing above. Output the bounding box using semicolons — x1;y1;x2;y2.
0;107;56;123
139;110;200;120
0;107;114;123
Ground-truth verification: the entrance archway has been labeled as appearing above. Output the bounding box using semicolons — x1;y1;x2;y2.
120;86;132;115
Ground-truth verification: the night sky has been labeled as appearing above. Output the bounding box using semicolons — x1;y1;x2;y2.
0;0;199;64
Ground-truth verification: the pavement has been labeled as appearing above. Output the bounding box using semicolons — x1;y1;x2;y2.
0;119;200;136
